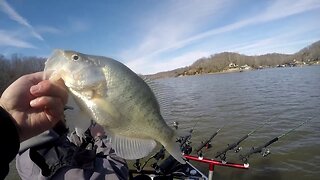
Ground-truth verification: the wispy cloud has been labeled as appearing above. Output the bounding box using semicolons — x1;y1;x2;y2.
0;30;36;48
67;18;91;33
242;38;319;55
261;0;320;21
126;51;211;74
123;0;320;74
121;0;233;73
0;0;43;41
229;25;320;55
156;0;320;57
121;0;232;60
35;26;61;34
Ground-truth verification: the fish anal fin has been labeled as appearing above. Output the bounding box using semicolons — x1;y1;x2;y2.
111;134;157;160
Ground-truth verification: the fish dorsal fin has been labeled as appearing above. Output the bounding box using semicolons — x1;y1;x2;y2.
140;76;173;121
110;134;157;160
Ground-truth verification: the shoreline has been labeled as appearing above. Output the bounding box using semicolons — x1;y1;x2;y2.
173;63;319;79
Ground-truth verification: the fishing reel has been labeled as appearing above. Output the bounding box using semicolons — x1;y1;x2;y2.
182;142;193;155
151;163;161;173
154;148;166;160
150;147;176;174
235;146;242;153
196;143;212;158
239;154;250;168
150;147;166;171
173;121;179;130
218;153;227;162
207;143;212;149
134;159;142;172
197;150;203;158
261;148;270;157
239;154;250;165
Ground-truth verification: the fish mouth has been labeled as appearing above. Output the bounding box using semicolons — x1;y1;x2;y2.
43;49;66;80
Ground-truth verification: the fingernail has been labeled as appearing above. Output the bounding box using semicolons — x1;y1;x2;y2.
30;99;39;106
30;85;40;93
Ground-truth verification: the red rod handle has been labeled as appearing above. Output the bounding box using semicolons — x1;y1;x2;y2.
184;154;249;169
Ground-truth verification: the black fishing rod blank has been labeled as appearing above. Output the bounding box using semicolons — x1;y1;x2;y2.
138;146;166;171
239;137;278;163
176;118;206;154
194;126;225;157
195;131;218;152
214;133;248;161
175;122;196;154
215;116;275;161
239;118;311;164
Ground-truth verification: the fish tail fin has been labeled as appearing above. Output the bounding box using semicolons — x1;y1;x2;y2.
165;135;186;164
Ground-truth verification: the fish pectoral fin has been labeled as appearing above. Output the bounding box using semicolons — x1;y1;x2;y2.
110;134;157;160
64;106;92;133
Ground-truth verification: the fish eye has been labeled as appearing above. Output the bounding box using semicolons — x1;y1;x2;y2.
71;54;80;61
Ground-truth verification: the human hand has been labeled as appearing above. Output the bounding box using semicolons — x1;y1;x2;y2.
0;72;68;142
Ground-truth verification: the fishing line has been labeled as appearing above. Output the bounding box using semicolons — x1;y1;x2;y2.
190;117;202;133
247;115;278;136
240;116;314;163
278;117;311;139
215;115;279;160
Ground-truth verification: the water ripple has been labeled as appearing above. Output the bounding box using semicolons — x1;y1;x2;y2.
158;66;320;180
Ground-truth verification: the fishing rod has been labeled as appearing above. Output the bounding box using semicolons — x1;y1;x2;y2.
180;118;227;156
138;120;201;173
140;118;220;171
240;117;312;164
194;124;226;157
179;118;205;156
136;120;201;171
136;146;166;172
177;117;202;148
191;118;200;132
132;119;251;180
215;116;276;161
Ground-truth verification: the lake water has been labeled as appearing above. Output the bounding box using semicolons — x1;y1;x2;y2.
157;65;320;180
7;65;320;180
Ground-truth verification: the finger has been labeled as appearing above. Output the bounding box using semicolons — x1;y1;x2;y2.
30;96;65;121
30;80;68;104
23;71;45;85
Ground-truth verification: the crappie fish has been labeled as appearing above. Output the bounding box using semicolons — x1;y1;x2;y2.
44;49;185;164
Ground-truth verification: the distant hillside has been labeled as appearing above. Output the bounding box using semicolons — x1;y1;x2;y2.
0;54;46;93
294;40;320;61
148;40;320;79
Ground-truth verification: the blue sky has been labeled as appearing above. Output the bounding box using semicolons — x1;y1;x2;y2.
1;0;320;74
